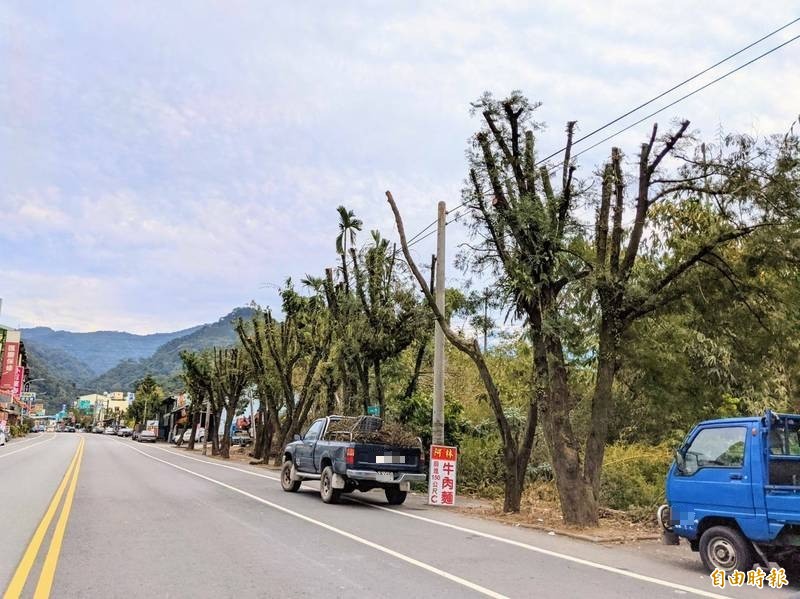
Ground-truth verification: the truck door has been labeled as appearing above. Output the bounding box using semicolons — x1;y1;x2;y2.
669;425;755;527
764;415;800;525
295;419;324;473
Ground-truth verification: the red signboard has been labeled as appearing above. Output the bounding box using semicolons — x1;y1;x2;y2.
12;366;24;399
0;341;19;394
428;444;458;506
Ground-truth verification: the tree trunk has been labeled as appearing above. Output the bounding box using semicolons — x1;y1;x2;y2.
355;360;370;414
220;405;236;459
251;405;269;460
583;316;618;496
402;342;426;400
211;410;221;456
538;322;599;526
186;413;199;451
503;450;524;512
374;360;385;418
325;382;337;415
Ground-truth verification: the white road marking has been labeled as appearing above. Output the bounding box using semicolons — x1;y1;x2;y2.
123;442;507;599
134;443;733;599
0;434;56;460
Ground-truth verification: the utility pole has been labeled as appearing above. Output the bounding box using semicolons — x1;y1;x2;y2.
202;399;210;456
432;201;446;445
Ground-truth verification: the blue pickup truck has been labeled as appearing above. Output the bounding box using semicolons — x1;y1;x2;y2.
281;415;426;505
660;411;800;575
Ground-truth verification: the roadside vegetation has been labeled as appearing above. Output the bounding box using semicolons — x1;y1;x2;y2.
158;92;799;527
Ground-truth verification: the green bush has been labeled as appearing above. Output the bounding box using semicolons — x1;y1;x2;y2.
457;434;505;497
9;424;28;437
599;443;672;512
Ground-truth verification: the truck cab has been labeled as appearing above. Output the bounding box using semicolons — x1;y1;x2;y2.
661;411;800;574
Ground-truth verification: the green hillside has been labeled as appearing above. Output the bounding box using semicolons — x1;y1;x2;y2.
88;307;254;391
22;324;202;374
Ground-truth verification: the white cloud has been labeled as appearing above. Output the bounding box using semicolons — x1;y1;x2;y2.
0;1;797;332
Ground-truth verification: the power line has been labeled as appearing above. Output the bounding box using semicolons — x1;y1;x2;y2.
401;18;800;246
537;16;800;164
405;199;470;245
550;32;800;171
408;205;470;248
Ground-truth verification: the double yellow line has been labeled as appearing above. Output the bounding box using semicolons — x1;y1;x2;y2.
3;438;85;599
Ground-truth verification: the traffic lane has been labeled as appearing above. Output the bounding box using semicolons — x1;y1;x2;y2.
55;435;494;599
0;434;78;590
128;443;767;599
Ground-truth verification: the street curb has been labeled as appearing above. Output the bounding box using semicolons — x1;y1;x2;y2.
462;512;660;544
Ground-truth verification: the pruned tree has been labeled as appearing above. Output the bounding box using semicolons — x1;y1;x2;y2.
179;350;213;451
390;91;800;524
213;347;250;459
237;282;330;464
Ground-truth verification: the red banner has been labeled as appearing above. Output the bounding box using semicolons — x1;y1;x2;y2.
12;365;24;399
0;341;19;394
428;444;458;506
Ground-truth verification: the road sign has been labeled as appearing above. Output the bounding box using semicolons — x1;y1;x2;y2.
428;445;457;506
366;405;380;416
20;391;36;402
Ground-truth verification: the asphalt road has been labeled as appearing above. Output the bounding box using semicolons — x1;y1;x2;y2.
0;433;796;599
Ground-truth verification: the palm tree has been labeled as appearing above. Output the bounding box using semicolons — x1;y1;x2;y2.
335;205;362;291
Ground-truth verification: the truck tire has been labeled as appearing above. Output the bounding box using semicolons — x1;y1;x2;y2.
385;486;407;505
320;466;341;504
699;526;754;573
281;460;301;492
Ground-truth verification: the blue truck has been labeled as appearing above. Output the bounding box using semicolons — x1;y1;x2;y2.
281;415;426;505
660;411;800;575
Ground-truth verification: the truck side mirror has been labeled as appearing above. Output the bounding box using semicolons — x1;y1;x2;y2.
294;433;302;442
674;448;686;474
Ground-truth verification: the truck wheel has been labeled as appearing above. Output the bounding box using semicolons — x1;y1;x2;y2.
699;526;754;573
781;555;800;583
385;486;407;505
281;460;301;492
320;466;341;504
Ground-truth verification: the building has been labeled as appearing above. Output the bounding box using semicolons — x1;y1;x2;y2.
0;326;27;431
77;391;132;425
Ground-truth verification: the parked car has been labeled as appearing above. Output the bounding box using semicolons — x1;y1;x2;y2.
231;430;252;447
661;410;800;576
137;430;157;443
65;426;76;433
92;426;103;434
0;430;6;446
104;427;115;435
182;427;205;444
31;425;45;433
281;415;425;505
117;427;133;437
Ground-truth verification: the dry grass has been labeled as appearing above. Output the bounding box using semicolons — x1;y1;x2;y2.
457;482;660;542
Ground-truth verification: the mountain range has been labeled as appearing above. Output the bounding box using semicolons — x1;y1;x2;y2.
23;307;254;410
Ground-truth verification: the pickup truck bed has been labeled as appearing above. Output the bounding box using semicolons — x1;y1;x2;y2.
281;415;426;505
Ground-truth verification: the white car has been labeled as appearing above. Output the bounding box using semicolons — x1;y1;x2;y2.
0;430;6;446
182;427;205;443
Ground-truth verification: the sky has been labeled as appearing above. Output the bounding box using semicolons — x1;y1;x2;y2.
1;1;798;334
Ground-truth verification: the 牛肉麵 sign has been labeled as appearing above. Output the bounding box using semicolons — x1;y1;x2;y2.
428;445;457;506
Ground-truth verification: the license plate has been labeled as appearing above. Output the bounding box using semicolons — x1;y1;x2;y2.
376;455;406;464
376;471;395;483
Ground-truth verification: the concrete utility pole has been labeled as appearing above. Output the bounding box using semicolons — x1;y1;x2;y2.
432;201;446;445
